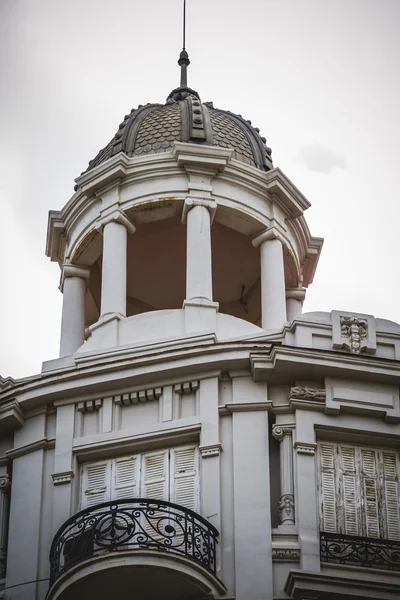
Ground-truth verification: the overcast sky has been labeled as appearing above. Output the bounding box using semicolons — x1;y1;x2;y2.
1;0;399;379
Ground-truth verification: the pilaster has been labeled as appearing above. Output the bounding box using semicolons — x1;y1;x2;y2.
272;424;295;527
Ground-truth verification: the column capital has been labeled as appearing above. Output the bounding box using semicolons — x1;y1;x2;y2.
96;206;136;234
182;197;217;224
286;287;306;302
59;264;90;292
0;474;11;494
252;226;286;248
272;424;294;441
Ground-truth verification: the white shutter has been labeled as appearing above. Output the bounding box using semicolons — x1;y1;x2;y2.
341;446;358;536
140;450;169;542
170;446;199;512
318;443;337;533
113;455;139;500
141;450;169;500
81;461;111;509
382;452;400;540
361;449;380;538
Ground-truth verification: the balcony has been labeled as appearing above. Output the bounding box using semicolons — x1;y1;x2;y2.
47;498;224;600
320;531;400;571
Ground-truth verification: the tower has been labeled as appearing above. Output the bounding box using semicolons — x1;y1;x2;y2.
0;25;399;600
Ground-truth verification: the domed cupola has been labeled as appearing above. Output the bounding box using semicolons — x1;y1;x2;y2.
83;53;273;180
48;37;323;361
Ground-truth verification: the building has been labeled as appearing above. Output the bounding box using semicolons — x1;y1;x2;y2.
0;44;399;600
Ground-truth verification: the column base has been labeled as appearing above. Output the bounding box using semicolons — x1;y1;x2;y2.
83;312;125;351
183;299;219;334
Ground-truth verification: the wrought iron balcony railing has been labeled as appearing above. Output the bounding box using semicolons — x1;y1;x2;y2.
49;498;219;585
320;531;400;571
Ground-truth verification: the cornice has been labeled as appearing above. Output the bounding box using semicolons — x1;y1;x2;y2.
6;437;55;459
218;402;271;415
251;345;400;383
285;568;400;598
73;423;201;460
2;339;269;408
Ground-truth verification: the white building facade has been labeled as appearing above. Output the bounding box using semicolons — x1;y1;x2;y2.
0;72;399;600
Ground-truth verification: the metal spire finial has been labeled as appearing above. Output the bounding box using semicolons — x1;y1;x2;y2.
178;0;190;88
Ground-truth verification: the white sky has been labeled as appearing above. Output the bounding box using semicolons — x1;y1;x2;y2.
0;0;399;379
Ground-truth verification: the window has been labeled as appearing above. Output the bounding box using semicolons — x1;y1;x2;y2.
80;445;199;511
317;443;400;540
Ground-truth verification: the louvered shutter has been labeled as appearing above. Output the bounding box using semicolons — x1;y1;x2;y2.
361;449;380;538
81;461;111;509
341;446;358;535
141;450;169;499
113;455;139;500
318;443;337;533
140;450;169;542
170;446;199;512
382;451;400;540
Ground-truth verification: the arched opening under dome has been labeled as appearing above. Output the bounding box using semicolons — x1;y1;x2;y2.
83;216;186;328
211;221;262;326
81;213;301;336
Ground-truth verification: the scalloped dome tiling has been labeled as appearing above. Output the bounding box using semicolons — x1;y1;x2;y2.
82;88;273;179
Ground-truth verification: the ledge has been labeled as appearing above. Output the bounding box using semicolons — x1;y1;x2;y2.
0;399;24;433
285;568;400;600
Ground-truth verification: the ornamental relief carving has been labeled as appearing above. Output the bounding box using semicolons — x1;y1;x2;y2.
271;548;301;561
340;315;368;354
0;475;11;494
289;387;325;401
278;493;295;522
272;425;293;441
331;310;376;355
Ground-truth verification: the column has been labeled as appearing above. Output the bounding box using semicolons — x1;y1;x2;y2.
252;229;286;330
96;208;135;318
272;425;295;526
286;287;306;322
59;264;90;357
183;198;216;303
182;198;219;333
295;442;320;571
0;474;10;579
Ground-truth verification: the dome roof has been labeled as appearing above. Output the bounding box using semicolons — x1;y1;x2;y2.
83;86;273;180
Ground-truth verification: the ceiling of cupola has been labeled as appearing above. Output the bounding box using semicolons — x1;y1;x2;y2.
80;89;273;181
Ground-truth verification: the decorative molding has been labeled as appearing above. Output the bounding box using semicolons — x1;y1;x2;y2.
6;437;55;460
114;388;162;406
59;264;90;292
285;569;400;599
295;442;317;456
174;381;199;395
173;141;232;173
219;402;271;415
289;387;326;412
331;310;376;355
278;493;295;523
182;197;217;224
0;399;24;433
272;548;300;562
0;376;15;392
285;288;306;302
0;475;11;494
340;315;368;354
252;224;287;248
272;425;293;441
77;399;103;413
199;444;222;458
52;470;74;486
290;387;325;401
95;205;136;235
